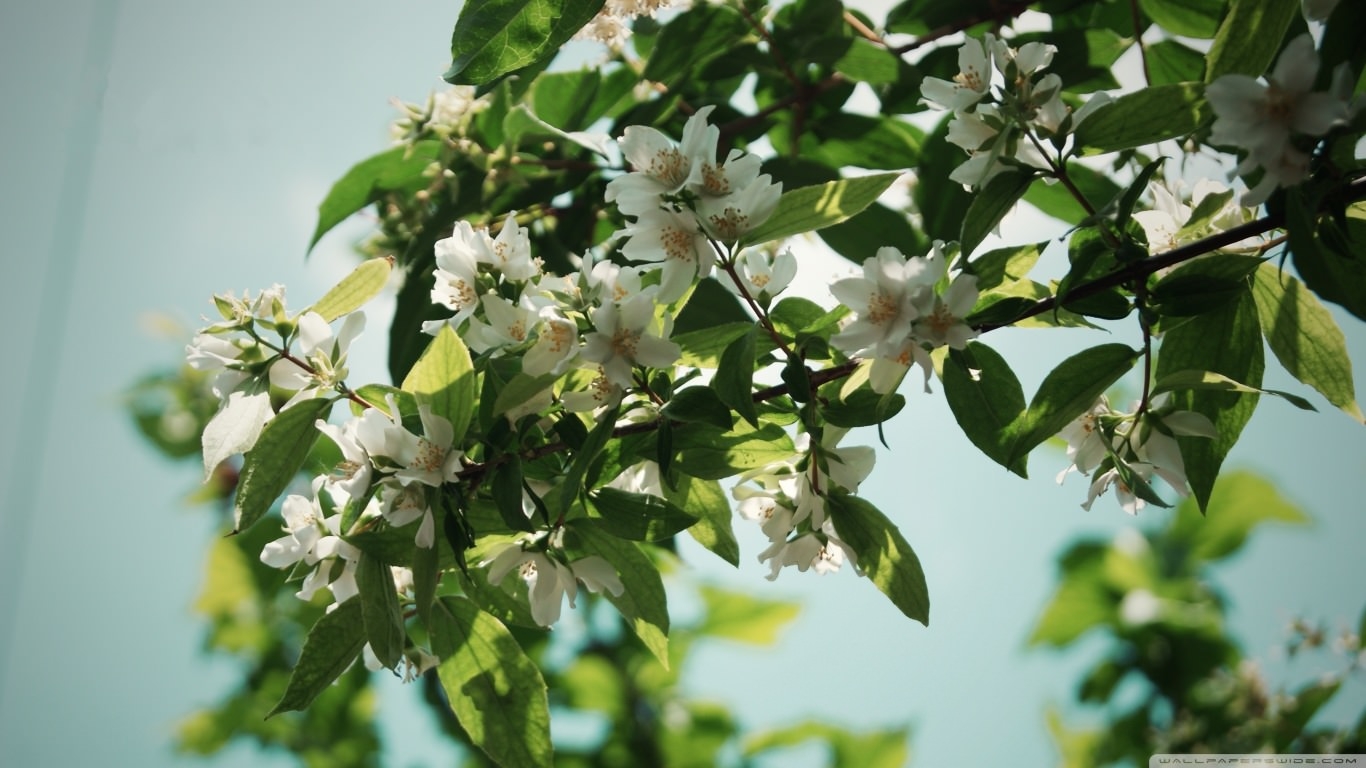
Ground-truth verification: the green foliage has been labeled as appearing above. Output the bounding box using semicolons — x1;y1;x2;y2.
309;256;394;322
1007;344;1139;467
269;597;369;717
401;324;476;443
1075;82;1212;155
310;143;441;251
233;398;331;532
743;172;900;246
444;0;607;86
827;493;931;625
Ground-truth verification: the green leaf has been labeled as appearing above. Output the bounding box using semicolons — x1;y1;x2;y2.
1074;82;1212;155
309;256;394;322
1028;545;1114;646
821;388;906;428
1147;40;1209;85
1251;264;1363;421
804;114;922;171
834;38;901;84
697;586;801;645
827;494;930;625
1024;161;1122;223
1006;344;1139;466
411;538;440;628
1138;0;1224;38
819;201;926;264
641;3;749;85
589;487;697;541
661;387;734;430
1205;0;1298;81
1167;470;1308;563
1150;369;1316;411
444;0;607;87
309;142;441;251
715;326;759;427
961;170;1035;257
491;372;557;418
1150;252;1266;317
401;324;476;445
492;455;536;532
1153;290;1264;510
672;321;753;368
233;398;331;532
553;403;620;519
430;597;553;767
356;552;406;670
743;173;901;246
268;597;367;716
570;522;671;665
664;474;740;567
673;421;796;480
942;342;1028;476
967;242;1045;291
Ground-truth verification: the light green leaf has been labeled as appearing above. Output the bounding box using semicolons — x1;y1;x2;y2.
1167;470;1309;563
967;242;1046;292
673;321;753;368
660;387;734;430
961;170;1035;257
309;142;440;251
1154;291;1264;511
664;474;740;567
233;398;332;532
743;173;901;247
1027;544;1114;647
698;586;800;645
356;552;405;670
1006;344;1139;466
268;597;367;716
827;494;930;625
570;522;670;665
1147;40;1209;85
745;721;910;768
401;324;476;445
943;342;1028;476
1074;82;1212;155
444;0;607;87
411;538;440;629
1251;264;1363;421
431;597;553;767
1205;0;1298;81
715;326;759;427
588;487;697;541
834;38;901;84
1150;369;1316;411
491;372;557;419
309;256;394;322
1138;0;1225;38
673;421;796;480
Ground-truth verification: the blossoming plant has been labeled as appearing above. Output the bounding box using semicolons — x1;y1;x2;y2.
178;0;1366;764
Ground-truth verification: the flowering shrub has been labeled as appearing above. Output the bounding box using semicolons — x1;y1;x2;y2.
160;0;1366;764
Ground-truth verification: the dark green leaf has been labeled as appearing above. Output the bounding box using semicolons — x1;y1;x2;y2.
661;387;735;430
819;202;925;264
1153;290;1264;510
431;597;553;767
570;522;670;665
834;38;901;84
822;388;905;428
1007;344;1139;465
589;487;697;541
1147;40;1208;85
1150;369;1316;412
1075;82;1212;155
664;474;740;566
1138;0;1225;38
715;326;759;427
1205;0;1298;81
445;0;607;87
412;537;440;628
1150;252;1266;317
553;404;620;519
642;3;749;85
673;421;796;479
269;597;367;716
961;170;1036;257
233;398;331;532
827;494;930;625
1023;162;1121;223
309;142;441;251
492;455;535;532
357;552;406;670
743;173;901;246
943;342;1028;476
1251;263;1363;420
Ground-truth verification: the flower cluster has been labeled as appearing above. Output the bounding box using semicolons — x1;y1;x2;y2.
1205;33;1355;206
390;85;489;144
829;241;979;393
1133;178;1257;258
732;429;873;580
575;0;681;49
187;285;363;479
920;33;1110;189
1055;394;1217;514
482;530;625;627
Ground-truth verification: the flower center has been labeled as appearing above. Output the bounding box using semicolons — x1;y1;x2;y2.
648;148;688;188
699;161;729;195
865;289;898;326
410;437;445;474
518;559;538;581
707;207;749;241
611;327;642;360
660;225;696;262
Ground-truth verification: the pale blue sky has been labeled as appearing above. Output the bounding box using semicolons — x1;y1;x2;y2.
1;3;1362;767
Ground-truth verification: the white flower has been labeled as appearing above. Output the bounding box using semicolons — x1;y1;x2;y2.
315;417;373;508
726;248;797;303
920;35;994;112
620;205;715;302
830;246;927;360
694;173;783;243
911;271;979;350
523;309;580;377
1133;178;1254;257
268;311;365;401
465;294;538;355
1206;34;1350;205
484;539;625;627
356;397;464;491
580;294;681;388
260;492;361;603
757;520;858;580
561;365;625;413
607;106;719;210
1055;396;1113;484
480;214;541;282
989;35;1055;78
868;336;935;395
371;479;438;549
429;222;484;328
200;389;273;480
